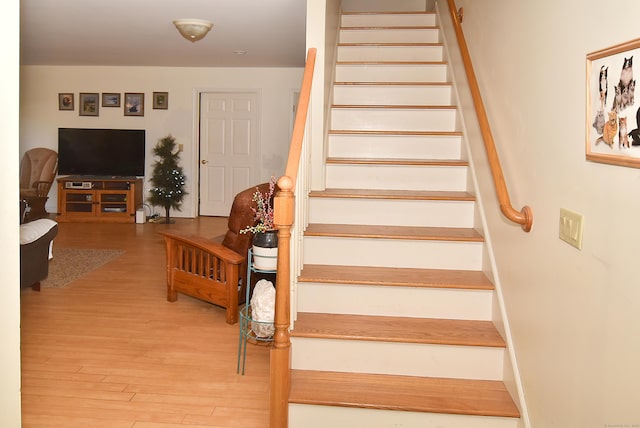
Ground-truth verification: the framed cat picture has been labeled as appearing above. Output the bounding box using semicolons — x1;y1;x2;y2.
586;38;640;168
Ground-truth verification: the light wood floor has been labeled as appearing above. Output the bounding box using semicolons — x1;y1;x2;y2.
20;217;270;428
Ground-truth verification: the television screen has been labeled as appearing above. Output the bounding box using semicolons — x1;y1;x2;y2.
58;128;146;177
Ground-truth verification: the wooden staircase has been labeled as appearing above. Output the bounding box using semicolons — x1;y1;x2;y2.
287;9;522;428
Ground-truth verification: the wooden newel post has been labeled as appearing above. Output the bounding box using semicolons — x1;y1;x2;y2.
270;175;294;428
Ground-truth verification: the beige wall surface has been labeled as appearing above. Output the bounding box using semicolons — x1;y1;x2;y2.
1;0;22;425
20;66;303;217
453;0;640;426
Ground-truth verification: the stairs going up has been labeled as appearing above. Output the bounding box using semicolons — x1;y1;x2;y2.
288;9;521;428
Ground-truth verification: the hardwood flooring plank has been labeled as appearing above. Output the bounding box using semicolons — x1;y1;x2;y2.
21;217;269;427
21;383;135;401
182;407;272;428
21;395;187;424
21;377;129;393
22;415;134;428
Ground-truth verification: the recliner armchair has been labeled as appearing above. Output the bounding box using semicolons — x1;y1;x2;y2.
160;183;272;324
20;148;58;221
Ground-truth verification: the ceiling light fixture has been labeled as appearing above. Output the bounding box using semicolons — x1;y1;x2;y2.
173;19;213;42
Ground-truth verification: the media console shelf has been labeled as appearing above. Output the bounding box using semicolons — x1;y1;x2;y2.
57;176;143;223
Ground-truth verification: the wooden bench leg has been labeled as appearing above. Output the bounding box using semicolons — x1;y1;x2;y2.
167;287;178;302
226;306;239;325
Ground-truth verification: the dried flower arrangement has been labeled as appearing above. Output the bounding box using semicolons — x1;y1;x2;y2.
240;176;277;235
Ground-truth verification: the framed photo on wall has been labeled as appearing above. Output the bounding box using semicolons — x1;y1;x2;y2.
124;92;144;116
586;38;640;168
102;93;121;107
58;93;74;110
153;92;168;109
79;93;99;116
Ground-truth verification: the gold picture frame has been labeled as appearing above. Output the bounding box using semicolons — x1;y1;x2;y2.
586;38;640;168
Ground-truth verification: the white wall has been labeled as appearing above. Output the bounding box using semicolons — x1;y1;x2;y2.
451;0;640;426
1;0;23;425
20;66;303;217
307;0;336;190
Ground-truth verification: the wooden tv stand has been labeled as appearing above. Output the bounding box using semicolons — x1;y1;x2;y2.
56;176;143;223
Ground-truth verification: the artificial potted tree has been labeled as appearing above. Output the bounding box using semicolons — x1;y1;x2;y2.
147;135;187;224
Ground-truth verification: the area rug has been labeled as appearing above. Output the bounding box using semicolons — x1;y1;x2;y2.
42;248;125;288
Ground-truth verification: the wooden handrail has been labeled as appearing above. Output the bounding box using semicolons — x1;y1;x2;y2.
447;0;533;232
283;48;317;184
270;47;317;428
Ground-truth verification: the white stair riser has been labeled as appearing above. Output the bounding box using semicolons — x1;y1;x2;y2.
325;164;468;192
290;405;519;428
298;282;493;320
331;108;456;132
333;85;452;106
328;133;462;159
291;338;504;380
342;13;436;27
340;28;439;44
303;237;483;270
308;197;474;228
338;45;443;62
336;63;448;83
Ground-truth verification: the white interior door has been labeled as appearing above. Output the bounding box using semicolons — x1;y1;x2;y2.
199;91;260;216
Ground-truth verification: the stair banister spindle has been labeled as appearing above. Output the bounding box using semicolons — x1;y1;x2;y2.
271;47;316;428
447;1;534;232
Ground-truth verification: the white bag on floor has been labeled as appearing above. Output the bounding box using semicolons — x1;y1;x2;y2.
250;279;275;337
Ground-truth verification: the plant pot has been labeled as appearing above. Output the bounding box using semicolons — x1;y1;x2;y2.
252;230;278;271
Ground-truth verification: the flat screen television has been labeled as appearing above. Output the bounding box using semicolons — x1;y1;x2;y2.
58;128;146;177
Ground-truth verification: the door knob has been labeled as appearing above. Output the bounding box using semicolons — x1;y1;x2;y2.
201;159;209;164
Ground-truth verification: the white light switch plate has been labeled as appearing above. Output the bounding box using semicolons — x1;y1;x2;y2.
559;208;584;250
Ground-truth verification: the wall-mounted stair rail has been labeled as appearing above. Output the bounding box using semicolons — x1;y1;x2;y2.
447;0;533;232
271;47;317;428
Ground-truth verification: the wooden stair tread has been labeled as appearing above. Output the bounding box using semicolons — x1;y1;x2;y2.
337;60;447;65
339;42;444;47
290;370;521;418
334;81;451;86
299;264;493;290
341;25;438;30
332;104;456;109
342;11;435;15
292;312;505;348
326;157;468;166
329;129;462;136
305;223;484;242
309;188;475;201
